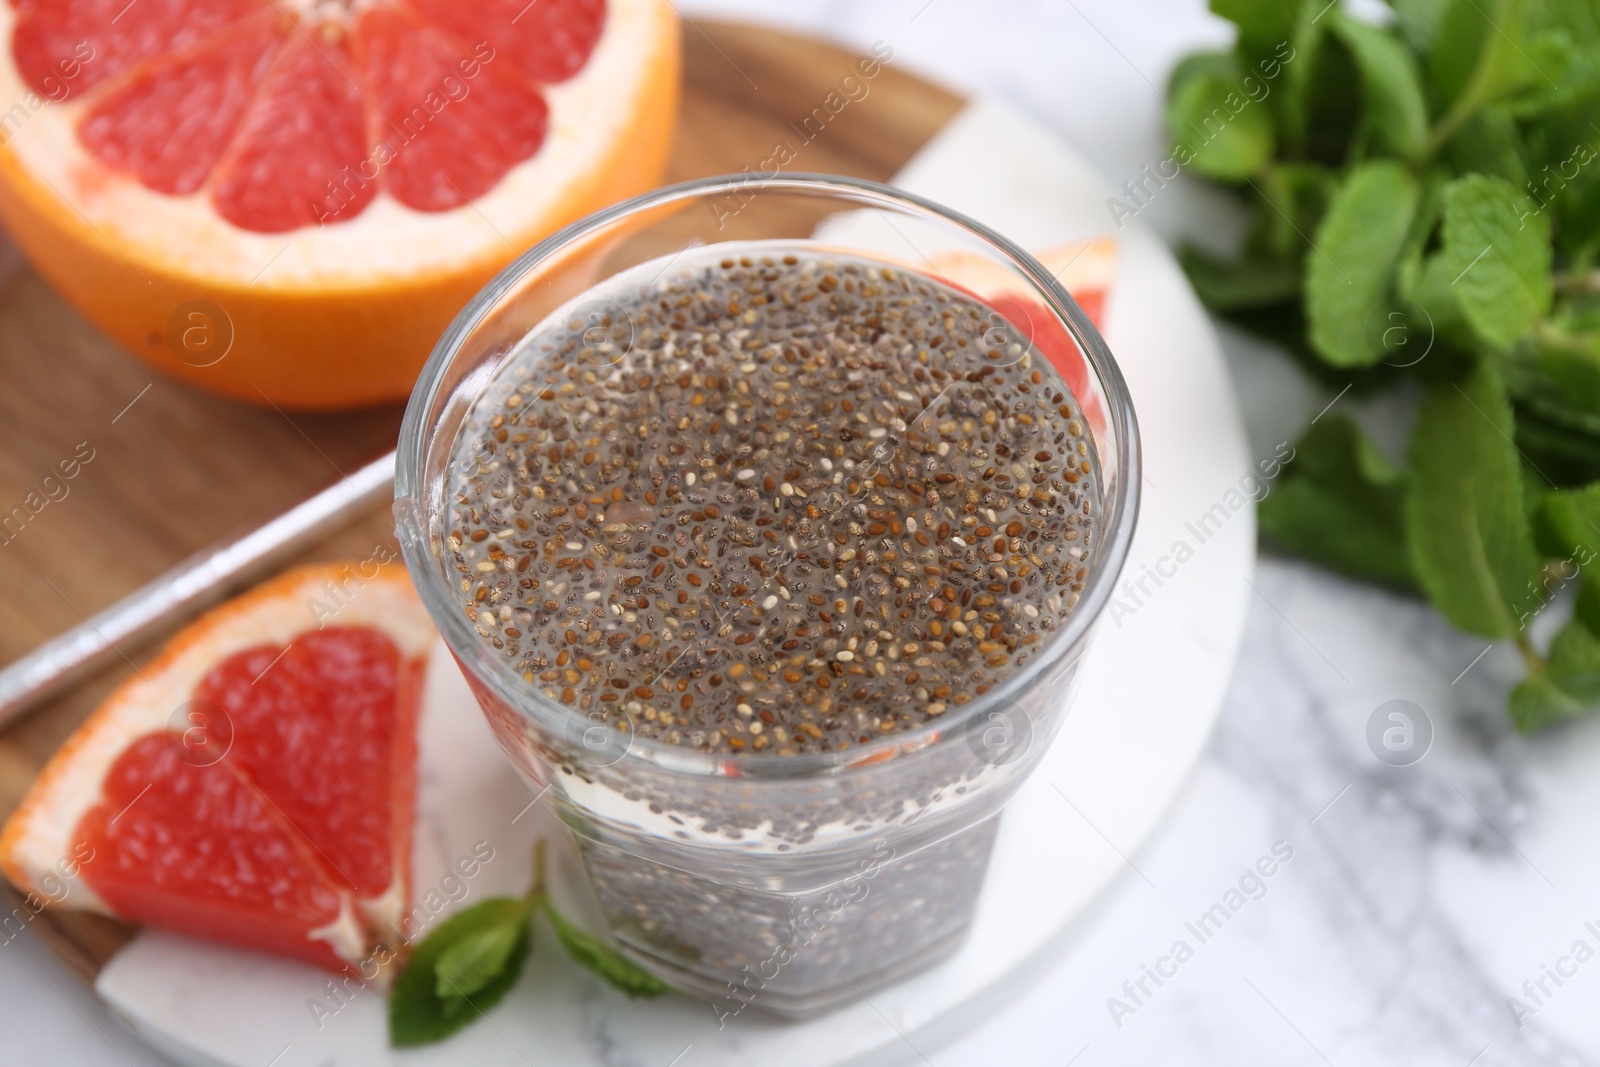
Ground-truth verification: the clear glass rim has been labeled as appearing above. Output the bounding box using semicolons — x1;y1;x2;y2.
395;172;1141;780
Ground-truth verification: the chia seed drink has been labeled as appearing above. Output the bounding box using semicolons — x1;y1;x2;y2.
443;246;1096;760
398;179;1136;1023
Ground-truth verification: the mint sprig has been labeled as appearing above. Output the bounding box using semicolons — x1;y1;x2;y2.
1172;0;1600;731
389;843;672;1047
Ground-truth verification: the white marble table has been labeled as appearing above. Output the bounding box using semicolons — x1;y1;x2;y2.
4;3;1595;1065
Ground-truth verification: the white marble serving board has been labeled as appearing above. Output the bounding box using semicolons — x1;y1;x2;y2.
92;97;1256;1067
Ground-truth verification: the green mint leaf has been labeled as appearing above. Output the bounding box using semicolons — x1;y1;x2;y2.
1305;161;1420;366
1426;0;1572;142
1539;481;1600;563
1503;321;1600;473
1178;245;1302;311
1577;573;1600;632
1413;175;1552;351
1165;58;1276;181
389;897;534;1047
1282;16;1363;162
1168;49;1240;93
1405;362;1543;638
1443;107;1529;188
1511;617;1600;731
1391;0;1455;53
1259;416;1417;590
1210;0;1312;155
1193;297;1401;394
544;905;672;998
1522;0;1600;109
1429;0;1536;110
1527;480;1570;558
1509;335;1600;436
1425;0;1494;108
1511;673;1583;731
1493;29;1577;119
1329;13;1429;160
1211;0;1305;55
1512;403;1600;486
1555;175;1600;267
1393;169;1449;303
435;922;528;1012
1244;162;1339;264
1530;326;1600;415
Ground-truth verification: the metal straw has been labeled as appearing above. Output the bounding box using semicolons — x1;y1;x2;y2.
0;451;397;728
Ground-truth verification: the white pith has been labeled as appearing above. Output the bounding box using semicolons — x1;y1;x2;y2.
0;0;669;289
310;894;371;964
2;570;433;963
286;0;381;17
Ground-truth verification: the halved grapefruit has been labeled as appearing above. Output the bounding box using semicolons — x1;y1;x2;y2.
0;0;679;409
0;563;434;971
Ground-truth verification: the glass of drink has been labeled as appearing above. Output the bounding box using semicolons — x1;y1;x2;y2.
395;174;1139;1018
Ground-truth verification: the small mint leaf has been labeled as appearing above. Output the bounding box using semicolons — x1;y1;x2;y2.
1210;0;1306;55
1443;108;1528;188
1539;481;1600;562
1429;0;1543;113
1511;617;1600;732
1416;175;1552;351
1165;54;1276;181
1242;163;1338;265
1405;362;1543;638
1305;161;1420;366
1328;13;1429;160
1259;416;1416;590
1513;405;1600;487
389;896;533;1047
544;905;672;998
1578;576;1600;634
436;922;527;1008
1392;0;1453;52
1178;245;1301;311
1511;673;1580;732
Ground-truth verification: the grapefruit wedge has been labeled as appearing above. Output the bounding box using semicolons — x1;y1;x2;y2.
0;0;679;409
929;238;1118;429
0;563;434;971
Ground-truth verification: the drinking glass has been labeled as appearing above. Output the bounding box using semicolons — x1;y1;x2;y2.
395;174;1139;1018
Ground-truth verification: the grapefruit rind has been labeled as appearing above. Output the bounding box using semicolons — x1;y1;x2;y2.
0;563;432;962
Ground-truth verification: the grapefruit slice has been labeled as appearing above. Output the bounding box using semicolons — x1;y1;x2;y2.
0;0;679;409
0;563;434;970
928;238;1118;429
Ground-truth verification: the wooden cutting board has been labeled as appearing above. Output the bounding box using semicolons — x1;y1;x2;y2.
0;21;963;983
